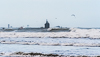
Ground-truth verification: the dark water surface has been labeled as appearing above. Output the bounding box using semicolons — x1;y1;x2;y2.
0;28;70;32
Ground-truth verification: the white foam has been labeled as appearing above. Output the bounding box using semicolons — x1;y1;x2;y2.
0;28;100;38
1;40;100;47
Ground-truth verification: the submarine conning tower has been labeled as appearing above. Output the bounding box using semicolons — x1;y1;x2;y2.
45;19;50;28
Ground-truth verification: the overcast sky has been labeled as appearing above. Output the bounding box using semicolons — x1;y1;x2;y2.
0;0;100;28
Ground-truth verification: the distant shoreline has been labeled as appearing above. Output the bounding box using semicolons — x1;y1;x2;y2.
0;27;70;32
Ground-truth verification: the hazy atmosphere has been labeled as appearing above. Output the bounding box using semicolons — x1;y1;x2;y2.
0;0;100;28
1;0;100;56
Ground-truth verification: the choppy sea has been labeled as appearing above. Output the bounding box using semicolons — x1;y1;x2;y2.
0;28;100;56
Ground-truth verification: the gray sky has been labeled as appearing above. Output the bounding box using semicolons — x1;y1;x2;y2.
0;0;100;28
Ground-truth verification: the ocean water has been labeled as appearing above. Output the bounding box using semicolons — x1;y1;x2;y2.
0;44;100;56
0;28;100;56
0;38;100;56
0;38;100;45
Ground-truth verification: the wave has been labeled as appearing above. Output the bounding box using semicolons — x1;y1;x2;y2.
1;41;100;47
1;38;100;47
1;27;100;32
0;28;100;38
